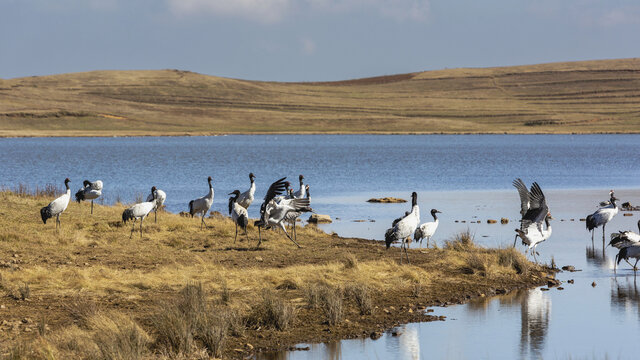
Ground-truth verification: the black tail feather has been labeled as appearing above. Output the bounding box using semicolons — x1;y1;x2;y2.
586;214;596;231
385;228;397;249
40;206;52;224
122;208;134;223
188;200;195;217
239;214;248;230
75;189;85;203
617;247;628;265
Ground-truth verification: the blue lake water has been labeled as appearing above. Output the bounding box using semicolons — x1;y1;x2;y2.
2;134;640;359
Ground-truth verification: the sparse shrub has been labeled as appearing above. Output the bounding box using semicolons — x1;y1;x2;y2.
220;280;230;304
19;282;30;300
465;253;487;276
89;312;150;360
151;282;231;357
304;283;343;325
275;279;298;290
345;283;372;315
343;253;359;269
37;315;47;337
411;282;422;298
444;230;475;251
65;297;98;328
246;289;297;330
497;248;530;275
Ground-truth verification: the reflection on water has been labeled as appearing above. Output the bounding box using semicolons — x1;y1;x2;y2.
586;245;610;270
467;290;550;359
611;277;640;318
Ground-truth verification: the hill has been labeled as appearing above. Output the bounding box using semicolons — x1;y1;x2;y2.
2;58;640;136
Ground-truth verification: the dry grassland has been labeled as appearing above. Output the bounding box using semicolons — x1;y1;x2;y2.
1;59;640;136
0;190;550;359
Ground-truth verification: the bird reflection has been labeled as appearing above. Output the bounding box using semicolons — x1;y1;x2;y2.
611;277;640;319
467;289;550;359
586;245;610;270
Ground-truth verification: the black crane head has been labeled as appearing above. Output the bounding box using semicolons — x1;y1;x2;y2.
228;190;241;196
151;186;157;199
83;180;91;187
299;174;304;181
249;173;255;181
64;178;71;184
207;176;212;182
431;209;441;215
284;181;291;190
411;192;418;207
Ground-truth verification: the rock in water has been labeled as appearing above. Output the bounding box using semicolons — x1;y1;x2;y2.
308;214;332;223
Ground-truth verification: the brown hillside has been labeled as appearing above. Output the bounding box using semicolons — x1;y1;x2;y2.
1;59;640;136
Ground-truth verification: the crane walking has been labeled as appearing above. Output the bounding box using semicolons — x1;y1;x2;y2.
40;178;71;230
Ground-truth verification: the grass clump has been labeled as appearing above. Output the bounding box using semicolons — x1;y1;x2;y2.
342;253;359;269
497;247;530;275
464;253;488;276
151;282;230;357
345;283;372;315
305;283;344;325
444;230;475;251
89;312;150;360
247;289;297;331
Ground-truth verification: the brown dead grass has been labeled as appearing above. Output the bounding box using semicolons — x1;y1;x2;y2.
1;59;640;136
0;190;550;358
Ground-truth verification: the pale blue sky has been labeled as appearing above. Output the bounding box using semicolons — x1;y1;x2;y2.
1;0;639;81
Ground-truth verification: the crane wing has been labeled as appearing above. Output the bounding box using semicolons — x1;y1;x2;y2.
512;178;530;216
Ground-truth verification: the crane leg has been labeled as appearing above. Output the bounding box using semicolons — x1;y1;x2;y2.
130;219;136;239
513;234;518;248
280;223;302;248
234;223;238;243
293;221;297;242
400;242;403;265
154;210;157;223
404;241;411;264
91;200;94;214
140;218;144;239
635;259;639;272
256;227;262;249
427;236;431;248
245;226;249;242
602;224;606;246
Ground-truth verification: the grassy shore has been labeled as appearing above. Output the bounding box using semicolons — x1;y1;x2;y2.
1;59;640;136
0;190;552;359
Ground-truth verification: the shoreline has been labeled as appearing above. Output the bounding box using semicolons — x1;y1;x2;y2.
0;191;551;359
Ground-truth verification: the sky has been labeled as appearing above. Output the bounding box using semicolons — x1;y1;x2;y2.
1;0;639;81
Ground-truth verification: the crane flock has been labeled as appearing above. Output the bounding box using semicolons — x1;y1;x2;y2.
36;175;640;271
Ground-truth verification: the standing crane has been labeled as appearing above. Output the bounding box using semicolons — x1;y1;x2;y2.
146;187;166;223
293;174;306;199
414;209;442;248
122;187;158;239
228;190;249;243
385;192;420;264
74;180;103;214
188;176;214;230
284;184;311;242
586;191;619;245
236;173;256;210
40;178;71;229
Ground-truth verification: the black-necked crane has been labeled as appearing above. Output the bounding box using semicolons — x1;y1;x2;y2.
414;209;442;248
254;177;311;248
284;184;312;242
586;191;619;244
615;243;640;272
122;187;158;239
598;190;615;208
146;187;166;223
228;190;249;243
513;179;552;261
385;192;420;264
236;173;256;210
74;180;103;214
188;176;214;230
610;220;640;249
40;178;71;229
293;174;306;199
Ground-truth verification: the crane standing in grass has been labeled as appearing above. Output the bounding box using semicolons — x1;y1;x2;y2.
414;209;442;248
586;191;619;245
228;190;249;243
146;187;166;223
122;187;158;239
74;180;103;214
284;184;312;242
189;176;214;230
40;178;71;229
236;173;256;210
385;192;420;264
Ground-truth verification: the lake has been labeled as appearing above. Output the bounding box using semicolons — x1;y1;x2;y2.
1;134;639;359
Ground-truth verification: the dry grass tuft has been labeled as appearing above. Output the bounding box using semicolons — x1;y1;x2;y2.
497;247;530;275
464;253;488;276
345;283;372;315
304;283;344;325
89;312;150;360
444;230;476;251
246;289;297;331
342;253;359;270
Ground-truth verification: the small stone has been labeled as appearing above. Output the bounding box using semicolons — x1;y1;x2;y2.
308;214;332;223
487;219;497;224
592;282;597;287
370;331;382;340
579;218;586;221
255;256;263;262
562;265;576;271
246;343;254;350
234;348;244;353
383;308;390;314
568;279;574;284
500;218;509;224
0;305;5;309
426;309;434;313
408;308;413;313
540;288;550;291
24;327;32;332
391;331;401;336
623;213;633;217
